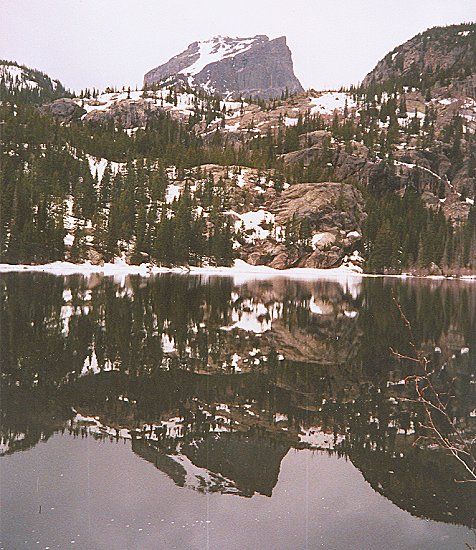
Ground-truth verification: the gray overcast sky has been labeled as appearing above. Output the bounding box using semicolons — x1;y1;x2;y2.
2;0;474;92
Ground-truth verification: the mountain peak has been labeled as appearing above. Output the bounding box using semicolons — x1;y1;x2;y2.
144;34;302;99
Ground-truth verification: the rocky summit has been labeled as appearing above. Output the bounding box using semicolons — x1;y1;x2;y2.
144;35;303;99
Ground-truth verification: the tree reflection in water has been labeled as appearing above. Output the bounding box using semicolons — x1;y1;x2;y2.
1;272;474;527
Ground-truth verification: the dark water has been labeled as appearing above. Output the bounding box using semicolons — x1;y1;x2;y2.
1;272;475;549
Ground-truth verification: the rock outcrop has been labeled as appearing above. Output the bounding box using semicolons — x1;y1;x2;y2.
271;181;365;233
82;99;161;128
280;130;474;221
242;181;366;269
144;35;303;99
40;98;86;122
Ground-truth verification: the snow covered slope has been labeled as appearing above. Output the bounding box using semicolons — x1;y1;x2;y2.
0;64;40;90
177;36;261;77
0;60;67;103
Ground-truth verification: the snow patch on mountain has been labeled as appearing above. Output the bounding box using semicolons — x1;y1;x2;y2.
180;36;259;76
310;92;356;115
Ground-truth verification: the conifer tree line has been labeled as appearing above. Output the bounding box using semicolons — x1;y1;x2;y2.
1;105;235;265
363;190;475;273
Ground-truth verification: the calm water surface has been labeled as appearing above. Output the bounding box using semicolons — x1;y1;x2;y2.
1;272;475;549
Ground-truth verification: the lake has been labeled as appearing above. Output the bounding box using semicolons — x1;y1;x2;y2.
1;271;475;549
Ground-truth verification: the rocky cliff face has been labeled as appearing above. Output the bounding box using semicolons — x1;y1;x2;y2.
144;35;303;99
280;129;473;224
246;181;365;269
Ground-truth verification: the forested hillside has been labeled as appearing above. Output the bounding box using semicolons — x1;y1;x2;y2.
1;24;475;274
0;60;70;105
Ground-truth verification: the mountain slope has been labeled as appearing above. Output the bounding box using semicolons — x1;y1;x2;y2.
362;23;475;94
0;60;69;104
144;35;303;99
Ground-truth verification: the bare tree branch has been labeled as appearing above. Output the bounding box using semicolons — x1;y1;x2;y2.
390;293;476;483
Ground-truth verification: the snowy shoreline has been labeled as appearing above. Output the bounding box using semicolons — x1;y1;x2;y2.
0;259;475;282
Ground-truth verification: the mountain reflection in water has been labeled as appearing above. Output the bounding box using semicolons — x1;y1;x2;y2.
1;272;475;536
